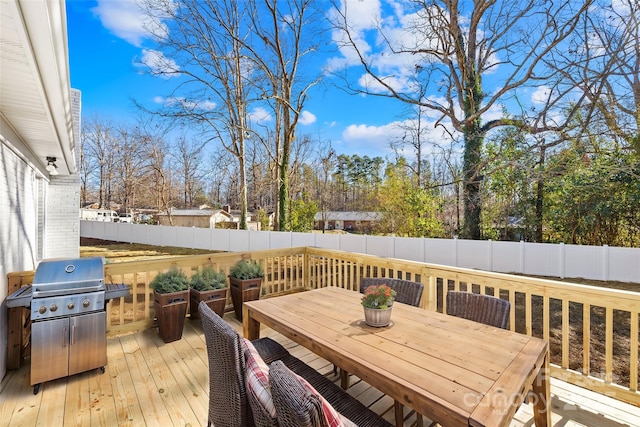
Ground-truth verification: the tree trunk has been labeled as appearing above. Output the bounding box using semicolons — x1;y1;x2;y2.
535;146;546;242
462;130;483;240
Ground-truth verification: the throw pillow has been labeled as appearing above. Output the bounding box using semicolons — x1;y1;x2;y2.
243;338;277;419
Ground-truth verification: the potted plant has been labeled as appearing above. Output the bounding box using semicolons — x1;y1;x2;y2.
150;267;190;343
189;266;228;319
229;259;264;321
361;284;397;327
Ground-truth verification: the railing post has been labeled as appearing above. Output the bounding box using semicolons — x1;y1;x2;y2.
303;247;311;290
423;266;437;311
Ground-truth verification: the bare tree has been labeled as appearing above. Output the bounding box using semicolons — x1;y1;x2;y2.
112;125;151;213
561;0;640;151
205;147;236;207
138;0;258;228
244;0;323;230
79;121;97;207
330;0;591;239
173;137;207;207
82;117;117;209
146;134;174;222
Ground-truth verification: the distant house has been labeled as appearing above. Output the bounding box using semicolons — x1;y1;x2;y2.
156;208;236;228
314;211;382;233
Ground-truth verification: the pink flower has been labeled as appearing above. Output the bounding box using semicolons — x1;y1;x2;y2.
361;284;397;309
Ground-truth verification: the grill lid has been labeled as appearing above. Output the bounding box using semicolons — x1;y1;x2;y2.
32;257;105;297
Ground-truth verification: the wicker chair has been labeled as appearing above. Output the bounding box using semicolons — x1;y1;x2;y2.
360;277;424;307
199;301;287;427
198;301;391;427
269;360;325;427
445;291;511;329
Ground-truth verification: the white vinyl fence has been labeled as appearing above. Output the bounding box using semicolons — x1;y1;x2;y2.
81;221;640;283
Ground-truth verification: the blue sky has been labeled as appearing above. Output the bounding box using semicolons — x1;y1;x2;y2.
66;0;421;159
66;0;562;160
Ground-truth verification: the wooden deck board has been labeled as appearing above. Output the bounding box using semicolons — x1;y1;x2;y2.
1;314;638;427
105;338;144;426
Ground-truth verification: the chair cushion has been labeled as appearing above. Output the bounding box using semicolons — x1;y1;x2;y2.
243;338;277;425
269;360;357;427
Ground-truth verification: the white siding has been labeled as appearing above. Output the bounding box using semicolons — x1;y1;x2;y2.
0;140;40;380
45;174;80;258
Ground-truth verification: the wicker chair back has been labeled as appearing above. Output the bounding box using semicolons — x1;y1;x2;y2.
445;291;511;329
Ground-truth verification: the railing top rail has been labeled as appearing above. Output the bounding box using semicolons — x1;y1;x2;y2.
306;247;640;309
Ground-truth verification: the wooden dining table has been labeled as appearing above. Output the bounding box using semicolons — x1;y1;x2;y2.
243;286;550;427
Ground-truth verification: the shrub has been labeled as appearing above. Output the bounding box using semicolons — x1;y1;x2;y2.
229;259;264;280
190;266;227;291
150;267;189;294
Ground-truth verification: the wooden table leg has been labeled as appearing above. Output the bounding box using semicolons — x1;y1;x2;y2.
531;352;551;427
394;401;404;427
340;369;350;390
243;305;260;340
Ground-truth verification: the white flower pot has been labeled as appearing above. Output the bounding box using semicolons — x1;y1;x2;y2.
363;306;392;327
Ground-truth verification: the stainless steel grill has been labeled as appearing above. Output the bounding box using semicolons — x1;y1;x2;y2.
31;257;106;321
4;256;128;395
29;257;108;394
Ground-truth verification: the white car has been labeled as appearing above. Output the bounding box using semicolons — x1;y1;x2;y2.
118;213;133;223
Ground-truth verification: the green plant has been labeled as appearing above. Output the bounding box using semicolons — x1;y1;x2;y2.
361;284;397;309
229;259;264;280
190;266;227;291
150;267;189;294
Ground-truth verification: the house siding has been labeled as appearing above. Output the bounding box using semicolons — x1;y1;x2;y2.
45;174;80;258
0;140;39;381
0;92;80;380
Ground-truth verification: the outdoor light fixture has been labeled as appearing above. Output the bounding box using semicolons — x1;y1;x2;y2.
46;156;59;175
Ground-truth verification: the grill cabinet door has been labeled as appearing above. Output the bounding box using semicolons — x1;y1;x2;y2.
69;311;107;376
31;317;69;385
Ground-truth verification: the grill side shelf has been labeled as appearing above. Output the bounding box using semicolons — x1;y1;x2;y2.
7;286;32;308
105;283;130;301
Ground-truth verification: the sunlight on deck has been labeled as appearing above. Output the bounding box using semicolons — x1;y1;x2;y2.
1;313;638;427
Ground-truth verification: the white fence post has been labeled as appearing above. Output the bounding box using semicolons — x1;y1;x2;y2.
488;240;493;271
603;244;609;281
560;243;565;279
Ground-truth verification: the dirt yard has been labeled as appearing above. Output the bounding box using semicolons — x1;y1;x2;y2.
80;238;216;262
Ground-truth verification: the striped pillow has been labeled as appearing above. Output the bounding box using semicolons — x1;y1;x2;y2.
243;339;277;419
289;367;357;427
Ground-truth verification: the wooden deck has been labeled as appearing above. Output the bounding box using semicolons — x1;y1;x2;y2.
1;314;638;427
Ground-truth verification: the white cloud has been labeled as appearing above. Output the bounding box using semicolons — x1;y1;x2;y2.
357;73;410;94
299;111;316;125
343;122;403;141
327;1;439;92
339;115;461;159
248;107;273;124
139;49;180;78
154;96;216;111
531;86;552;105
92;0;173;46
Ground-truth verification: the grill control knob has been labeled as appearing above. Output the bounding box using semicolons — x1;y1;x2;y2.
68;302;75;310
50;304;58;312
38;306;47;314
82;299;90;308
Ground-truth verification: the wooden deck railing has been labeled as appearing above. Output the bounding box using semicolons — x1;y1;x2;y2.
6;246;639;407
